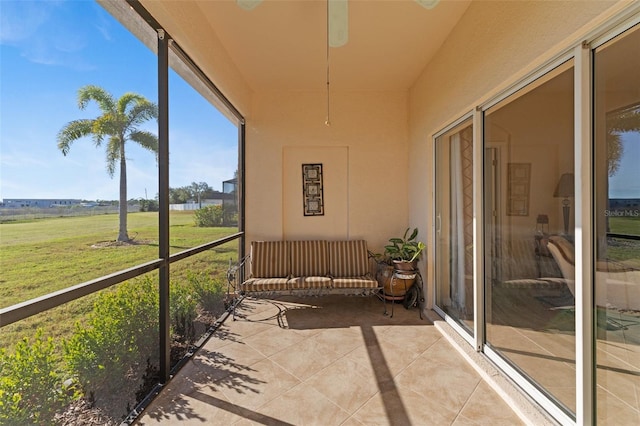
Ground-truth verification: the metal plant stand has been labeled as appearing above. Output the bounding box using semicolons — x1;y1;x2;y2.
383;268;424;319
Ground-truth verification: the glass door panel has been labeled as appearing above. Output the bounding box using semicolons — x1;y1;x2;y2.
484;61;576;412
435;119;474;335
594;23;640;424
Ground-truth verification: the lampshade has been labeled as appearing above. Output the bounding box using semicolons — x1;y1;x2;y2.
553;173;574;198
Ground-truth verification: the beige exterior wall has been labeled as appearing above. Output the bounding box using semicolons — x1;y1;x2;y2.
246;90;409;252
408;0;624;303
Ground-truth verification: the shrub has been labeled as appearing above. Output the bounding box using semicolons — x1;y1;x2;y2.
169;283;198;342
139;199;158;212
0;330;76;424
187;272;226;313
194;205;223;227
63;277;158;398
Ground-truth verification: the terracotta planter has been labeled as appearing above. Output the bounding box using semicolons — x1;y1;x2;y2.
378;263;416;300
393;260;418;271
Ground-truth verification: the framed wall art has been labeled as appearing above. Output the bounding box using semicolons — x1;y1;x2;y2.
302;163;324;216
507;162;531;216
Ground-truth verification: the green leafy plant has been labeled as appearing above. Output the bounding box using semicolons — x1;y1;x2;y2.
188;271;226;313
194;205;224;227
0;329;77;424
170;283;198;342
63;277;159;397
384;227;425;263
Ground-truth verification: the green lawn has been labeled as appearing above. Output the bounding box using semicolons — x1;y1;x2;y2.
607;216;640;267
0;211;238;308
609;215;640;235
0;211;239;349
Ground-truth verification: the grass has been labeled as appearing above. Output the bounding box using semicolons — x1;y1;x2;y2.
606;217;640;267
609;215;640;236
0;211;239;350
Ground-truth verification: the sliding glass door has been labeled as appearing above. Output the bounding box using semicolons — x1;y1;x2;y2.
593;23;640;424
435;118;474;335
483;61;576;412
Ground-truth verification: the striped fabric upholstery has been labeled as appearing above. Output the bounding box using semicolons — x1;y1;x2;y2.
328;240;369;278
290;240;328;277
251;241;290;278
291;276;332;290
241;277;290;292
332;277;378;289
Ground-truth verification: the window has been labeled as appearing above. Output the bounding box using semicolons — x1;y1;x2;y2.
484;61;576;412
434;118;475;335
593;23;640;422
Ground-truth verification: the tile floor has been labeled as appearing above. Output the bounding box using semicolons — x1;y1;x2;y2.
136;295;527;425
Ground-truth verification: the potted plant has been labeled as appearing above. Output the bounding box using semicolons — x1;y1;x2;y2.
376;228;425;300
384;227;425;271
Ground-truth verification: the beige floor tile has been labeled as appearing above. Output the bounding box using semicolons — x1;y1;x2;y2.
450;414;477;425
344;328;426;379
519;328;576;360
309;326;366;356
305;356;379;413
139;377;245;425
186;340;269;384
217;358;301;410
269;334;343;381
340;416;367;426
352;388;458;426
596;385;640;425
242;324;306;357
597;340;640;371
418;338;469;369
395;359;480;411
136;296;526;425
219;316;273;340
596;366;640;410
376;324;442;357
255;382;351;425
507;351;575;389
458;381;525;425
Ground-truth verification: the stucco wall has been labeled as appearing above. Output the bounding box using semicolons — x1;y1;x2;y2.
246;90;409;252
408;0;623;303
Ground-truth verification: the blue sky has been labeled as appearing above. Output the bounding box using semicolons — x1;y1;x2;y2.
1;1;638;202
0;0;238;201
610;133;640;199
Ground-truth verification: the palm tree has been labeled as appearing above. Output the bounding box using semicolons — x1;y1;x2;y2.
57;85;158;242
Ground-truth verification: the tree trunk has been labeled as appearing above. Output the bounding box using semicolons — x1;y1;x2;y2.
117;142;129;242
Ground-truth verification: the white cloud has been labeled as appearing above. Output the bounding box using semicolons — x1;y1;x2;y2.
0;2;53;44
0;0;96;70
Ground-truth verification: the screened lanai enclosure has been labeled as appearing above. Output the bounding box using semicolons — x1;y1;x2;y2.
1;1;639;424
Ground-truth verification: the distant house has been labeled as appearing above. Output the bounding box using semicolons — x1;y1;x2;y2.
1;199;82;208
169;194;234;211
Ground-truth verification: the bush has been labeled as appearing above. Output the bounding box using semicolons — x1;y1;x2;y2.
187;272;226;313
63;277;158;398
0;270;229;424
139;199;158;212
194;205;223;227
0;330;77;425
170;283;198;342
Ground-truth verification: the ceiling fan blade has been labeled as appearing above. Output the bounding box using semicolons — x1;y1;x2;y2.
328;0;348;48
237;0;262;11
415;0;440;10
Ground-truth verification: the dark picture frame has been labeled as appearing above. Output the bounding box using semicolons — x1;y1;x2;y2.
302;163;324;216
507;162;531;216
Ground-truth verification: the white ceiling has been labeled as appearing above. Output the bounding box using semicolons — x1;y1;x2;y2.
143;0;471;93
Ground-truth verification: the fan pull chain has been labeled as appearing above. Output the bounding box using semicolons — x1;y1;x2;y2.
325;0;331;127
